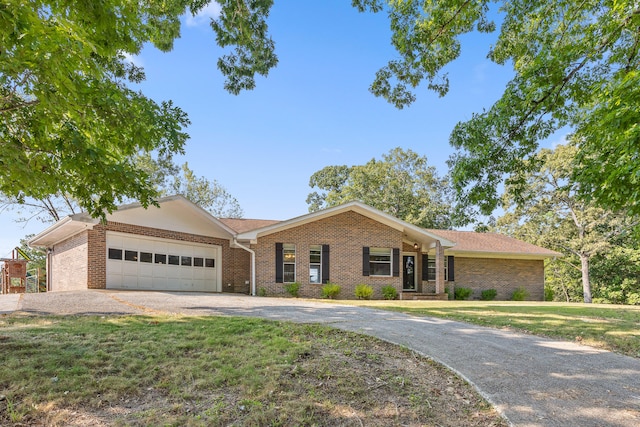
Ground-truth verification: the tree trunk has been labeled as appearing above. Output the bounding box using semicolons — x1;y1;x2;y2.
580;254;592;303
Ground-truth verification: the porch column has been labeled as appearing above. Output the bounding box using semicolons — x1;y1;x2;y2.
435;240;445;294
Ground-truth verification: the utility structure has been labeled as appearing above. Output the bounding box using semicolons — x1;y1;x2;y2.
1;247;30;294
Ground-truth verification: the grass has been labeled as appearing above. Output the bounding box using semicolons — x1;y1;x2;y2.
0;314;505;426
343;300;640;358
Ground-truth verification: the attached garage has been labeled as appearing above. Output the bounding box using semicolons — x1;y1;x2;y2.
28;196;248;293
105;232;221;291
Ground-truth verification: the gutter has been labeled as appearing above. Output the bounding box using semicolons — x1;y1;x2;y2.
233;238;256;296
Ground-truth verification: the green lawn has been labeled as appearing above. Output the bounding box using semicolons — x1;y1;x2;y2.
0;314;504;426
344;300;640;358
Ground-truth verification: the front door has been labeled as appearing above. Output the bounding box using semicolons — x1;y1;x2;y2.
403;255;416;291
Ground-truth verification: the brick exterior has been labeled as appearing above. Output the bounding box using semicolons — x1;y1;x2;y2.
445;257;544;301
50;231;89;291
252;211;403;299
74;222;249;293
47;213;546;300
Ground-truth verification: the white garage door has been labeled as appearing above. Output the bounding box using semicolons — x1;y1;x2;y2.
106;232;221;292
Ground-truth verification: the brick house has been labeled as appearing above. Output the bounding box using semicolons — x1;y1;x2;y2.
29;195;560;300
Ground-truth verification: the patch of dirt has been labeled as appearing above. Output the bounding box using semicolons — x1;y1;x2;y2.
1;330;506;426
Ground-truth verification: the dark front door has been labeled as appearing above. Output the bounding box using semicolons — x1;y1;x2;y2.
403;255;416;291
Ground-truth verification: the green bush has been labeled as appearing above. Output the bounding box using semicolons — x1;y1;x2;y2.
480;289;497;301
321;282;341;299
257;287;267;297
454;287;473;300
544;286;554;301
284;282;300;297
381;285;398;300
511;287;530;301
355;284;374;300
446;286;454;300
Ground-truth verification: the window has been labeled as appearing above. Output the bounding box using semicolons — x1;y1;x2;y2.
205;258;215;268
370;247;392;276
283;244;296;283
108;248;122;260
168;255;180;265
181;256;192;266
309;245;321;284
124;250;138;262
194;257;204;267
140;252;153;263
155;254;166;264
427;255;450;281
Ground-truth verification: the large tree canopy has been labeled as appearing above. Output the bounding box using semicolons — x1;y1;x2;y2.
0;0;273;218
439;1;640;217
307;148;459;229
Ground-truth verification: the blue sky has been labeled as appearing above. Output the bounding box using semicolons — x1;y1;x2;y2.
1;2;556;257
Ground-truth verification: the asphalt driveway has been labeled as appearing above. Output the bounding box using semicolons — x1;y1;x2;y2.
3;291;639;427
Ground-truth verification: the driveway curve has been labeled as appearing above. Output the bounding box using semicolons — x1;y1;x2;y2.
5;290;640;427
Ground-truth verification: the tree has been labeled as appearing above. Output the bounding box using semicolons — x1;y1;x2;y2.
590;243;640;305
0;0;276;218
1;156;242;224
424;1;640;219
495;144;638;303
307;148;458;229
169;163;243;218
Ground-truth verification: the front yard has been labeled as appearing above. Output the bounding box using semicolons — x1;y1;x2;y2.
0;314;505;426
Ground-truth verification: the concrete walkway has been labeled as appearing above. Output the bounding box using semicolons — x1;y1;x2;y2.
4;291;640;427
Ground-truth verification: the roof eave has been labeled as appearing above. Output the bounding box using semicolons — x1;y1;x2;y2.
447;250;563;260
28;216;99;248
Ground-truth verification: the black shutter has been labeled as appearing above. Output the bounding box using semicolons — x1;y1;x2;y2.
422;254;429;281
392;248;400;277
448;256;455;282
275;243;283;283
322;244;330;284
362;247;370;276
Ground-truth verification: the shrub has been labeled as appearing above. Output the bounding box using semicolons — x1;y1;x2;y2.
454;287;473;300
480;289;497;301
355;284;374;300
381;285;398;300
321;282;341;299
446;286;454;300
284;282;300;298
257;287;267;297
544;286;554;301
511;287;530;301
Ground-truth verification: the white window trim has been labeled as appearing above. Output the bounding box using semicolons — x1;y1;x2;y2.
427;255;449;281
309;245;322;284
283;243;296;283
370;247;392;277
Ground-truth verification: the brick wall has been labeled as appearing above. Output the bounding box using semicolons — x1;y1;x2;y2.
253;211;403;299
451;257;544;301
82;222;249;292
50;231;89;291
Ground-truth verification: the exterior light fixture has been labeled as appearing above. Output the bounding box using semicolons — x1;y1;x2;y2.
413;243;419;250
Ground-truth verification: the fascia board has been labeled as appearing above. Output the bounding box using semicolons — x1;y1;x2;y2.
28;216;99;248
445;250;563;260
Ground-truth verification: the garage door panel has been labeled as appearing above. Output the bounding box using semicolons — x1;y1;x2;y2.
106;232;219;291
138;276;153;289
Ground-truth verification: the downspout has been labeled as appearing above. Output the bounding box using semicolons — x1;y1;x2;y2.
46;248;52;292
233;238;256;296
